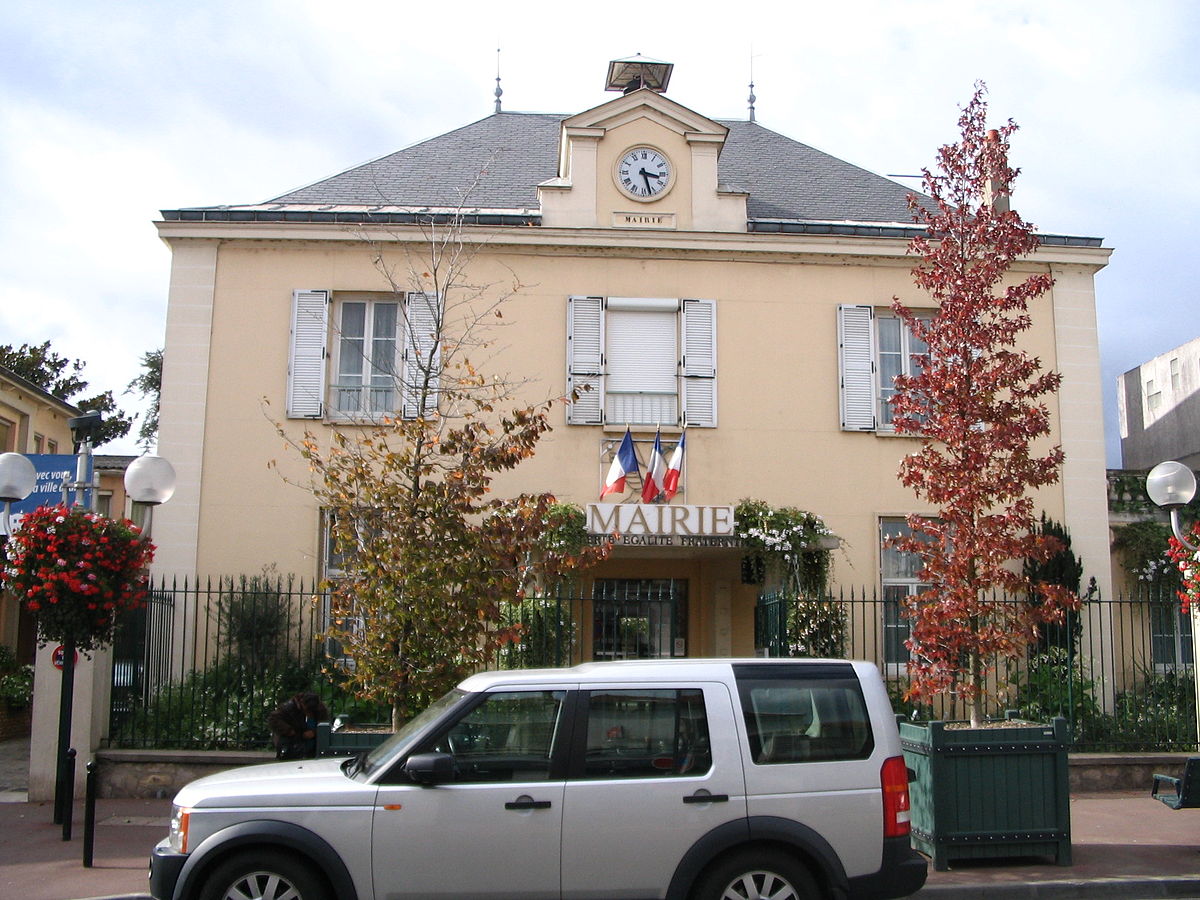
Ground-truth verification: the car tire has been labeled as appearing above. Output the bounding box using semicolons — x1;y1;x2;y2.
693;849;820;900
198;848;331;900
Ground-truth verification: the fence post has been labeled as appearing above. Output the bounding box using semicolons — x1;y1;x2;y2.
83;761;96;867
61;748;76;841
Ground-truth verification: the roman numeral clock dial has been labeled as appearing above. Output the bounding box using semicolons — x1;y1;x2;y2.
616;146;672;201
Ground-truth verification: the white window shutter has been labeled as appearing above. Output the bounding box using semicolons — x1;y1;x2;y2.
287;289;329;418
567;296;604;424
681;298;716;427
402;292;441;419
838;304;877;431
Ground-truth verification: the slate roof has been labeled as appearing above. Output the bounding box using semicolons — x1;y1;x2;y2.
267;112;922;224
163;111;1101;246
272;112;561;213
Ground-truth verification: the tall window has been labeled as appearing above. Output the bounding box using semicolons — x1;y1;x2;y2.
880;518;930;667
0;418;13;452
566;296;716;427
838;305;930;432
876;315;928;428
333;299;399;416
286;289;441;420
1151;601;1193;671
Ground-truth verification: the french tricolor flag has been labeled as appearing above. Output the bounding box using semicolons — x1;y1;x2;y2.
600;428;640;499
663;430;685;501
641;429;667;503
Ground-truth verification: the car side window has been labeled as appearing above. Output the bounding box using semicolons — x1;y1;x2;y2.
581;688;711;779
427;690;566;783
734;664;874;763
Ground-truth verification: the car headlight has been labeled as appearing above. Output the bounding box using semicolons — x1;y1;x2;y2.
168;805;190;854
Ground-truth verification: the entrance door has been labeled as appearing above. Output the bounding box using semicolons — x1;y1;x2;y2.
592;578;688;660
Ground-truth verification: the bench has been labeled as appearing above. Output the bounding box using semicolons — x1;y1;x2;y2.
1152;757;1200;809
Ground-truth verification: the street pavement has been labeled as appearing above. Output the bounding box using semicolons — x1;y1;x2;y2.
2;736;1200;899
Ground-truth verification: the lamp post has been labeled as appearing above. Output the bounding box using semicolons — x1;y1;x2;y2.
1145;460;1200;746
0;419;175;821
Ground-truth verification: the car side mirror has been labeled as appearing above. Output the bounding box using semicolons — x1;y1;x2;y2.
404;752;455;785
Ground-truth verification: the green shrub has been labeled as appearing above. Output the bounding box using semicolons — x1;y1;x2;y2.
1107;668;1197;751
496;596;576;669
1011;647;1103;734
118;658;328;750
0;645;32;709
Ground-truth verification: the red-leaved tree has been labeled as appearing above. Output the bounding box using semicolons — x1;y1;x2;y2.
890;85;1079;726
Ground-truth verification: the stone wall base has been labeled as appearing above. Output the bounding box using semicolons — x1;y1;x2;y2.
0;705;32;742
91;748;1195;798
1069;753;1196;792
95;748;273;799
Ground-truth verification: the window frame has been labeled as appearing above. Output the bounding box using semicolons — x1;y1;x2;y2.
329;296;401;419
880;517;932;673
286;288;442;421
566;296;717;428
838;304;931;433
1150;601;1194;673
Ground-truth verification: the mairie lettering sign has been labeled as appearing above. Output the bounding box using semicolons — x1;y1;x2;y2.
586;503;735;537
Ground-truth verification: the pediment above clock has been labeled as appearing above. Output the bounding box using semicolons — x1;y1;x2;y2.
560;88;729;144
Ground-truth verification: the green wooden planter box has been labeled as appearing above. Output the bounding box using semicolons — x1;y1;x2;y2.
315;722;393;757
899;715;1071;871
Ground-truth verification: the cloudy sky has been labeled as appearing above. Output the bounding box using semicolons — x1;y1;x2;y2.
1;0;1196;462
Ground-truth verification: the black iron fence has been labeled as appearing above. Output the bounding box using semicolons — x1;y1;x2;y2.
106;577;1197;753
756;587;1197;752
106;575;343;750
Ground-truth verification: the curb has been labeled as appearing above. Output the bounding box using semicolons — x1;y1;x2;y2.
917;875;1200;898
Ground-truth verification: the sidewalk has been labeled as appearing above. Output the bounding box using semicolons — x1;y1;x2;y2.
2;736;1200;899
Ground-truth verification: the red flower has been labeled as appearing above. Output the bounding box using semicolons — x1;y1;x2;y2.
2;504;155;652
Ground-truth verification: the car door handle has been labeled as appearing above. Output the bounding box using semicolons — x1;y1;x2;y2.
505;796;552;810
683;791;729;804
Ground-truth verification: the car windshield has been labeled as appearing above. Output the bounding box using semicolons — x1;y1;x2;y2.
355;688;468;778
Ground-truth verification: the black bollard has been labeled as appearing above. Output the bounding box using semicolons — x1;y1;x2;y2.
61;748;77;841
83;761;97;867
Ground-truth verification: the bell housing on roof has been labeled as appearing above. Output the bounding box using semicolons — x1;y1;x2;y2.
606;54;673;94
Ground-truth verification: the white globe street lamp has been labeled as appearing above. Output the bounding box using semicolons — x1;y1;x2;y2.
1145;460;1200;747
124;455;177;506
0;452;37;536
124;455;177;536
1146;461;1198;550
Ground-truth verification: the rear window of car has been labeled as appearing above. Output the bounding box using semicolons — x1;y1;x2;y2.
733;663;874;763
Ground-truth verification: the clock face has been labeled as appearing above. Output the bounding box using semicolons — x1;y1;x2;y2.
616;147;672;201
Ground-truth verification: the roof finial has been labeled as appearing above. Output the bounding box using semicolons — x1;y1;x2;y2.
748;48;757;123
494;45;503;113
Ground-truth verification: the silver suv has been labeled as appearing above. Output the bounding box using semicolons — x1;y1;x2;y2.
149;659;927;900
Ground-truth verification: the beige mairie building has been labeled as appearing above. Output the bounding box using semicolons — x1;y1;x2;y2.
151;57;1113;665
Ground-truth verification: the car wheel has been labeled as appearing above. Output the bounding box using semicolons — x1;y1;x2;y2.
694;850;820;900
198;849;330;900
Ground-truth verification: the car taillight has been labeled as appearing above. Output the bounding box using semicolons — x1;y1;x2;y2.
881;755;911;838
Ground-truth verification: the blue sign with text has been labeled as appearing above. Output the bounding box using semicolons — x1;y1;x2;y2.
9;454;90;515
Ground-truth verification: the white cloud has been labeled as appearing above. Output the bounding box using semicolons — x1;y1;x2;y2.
0;0;1196;460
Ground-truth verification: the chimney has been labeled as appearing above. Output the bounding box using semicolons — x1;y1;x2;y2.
982;129;1011;214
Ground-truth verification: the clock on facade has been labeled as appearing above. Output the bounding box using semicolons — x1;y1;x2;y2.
615;146;673;201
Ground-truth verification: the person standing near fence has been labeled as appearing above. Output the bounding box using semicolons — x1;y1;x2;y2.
267;692;330;759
